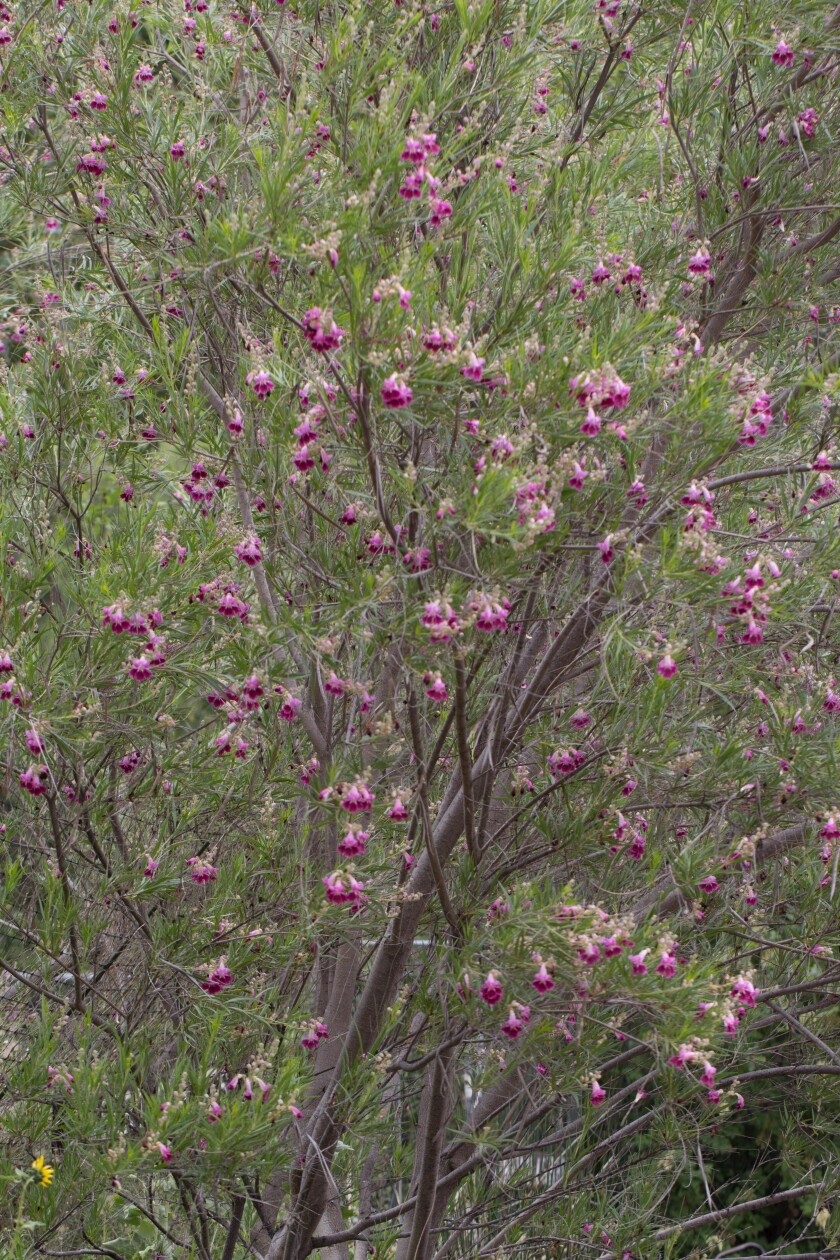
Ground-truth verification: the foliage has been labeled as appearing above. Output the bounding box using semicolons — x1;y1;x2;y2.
1;0;840;1255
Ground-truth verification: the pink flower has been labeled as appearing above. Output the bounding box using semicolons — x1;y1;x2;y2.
324;672;345;697
532;963;555;993
771;38;794;66
337;826;368;857
667;1043;695;1069
234;534;262;566
698;875;719;894
20;764;50;797
425;675;448;702
388;797;409;821
657;654;677;679
217;592;250;620
578;940;601;966
144;855;159;878
323;869;366;907
157;1142;173;1164
730;974;758;1007
590;1080;606;1106
622;779;637;796
187;857;218;884
579;407;601;436
548;748;584;779
687;246;711;275
170;140;185;160
25;729;45;754
480;972;504;1005
128;655;153;681
247;369;275;399
381;375;413;408
501;1008;524;1039
302;307;345;354
201;960;233;994
656;951;677;978
570;708;591;729
629;950;649;975
340;781;375;813
461;352;485;381
700;1061;716;1087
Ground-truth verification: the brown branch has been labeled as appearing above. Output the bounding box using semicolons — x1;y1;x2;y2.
654;1184;821;1240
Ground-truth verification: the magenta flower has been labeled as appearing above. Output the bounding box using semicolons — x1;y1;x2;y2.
531;963;555;993
170;139;185;160
0;651;13;673
388;797;409;821
187;857;218;884
656;951;677;978
425;675;448;703
25;729;45;754
381;376;413;408
480;972;504;1005
698;875;719;895
548;748;583;778
337;826;368;857
302;307;345;354
629;949;649;975
667;1043;695;1069
247;369;275;399
340;781;375;812
20;764;50;797
234;535;262;566
201;959;232;993
217;592;250;620
143;855;159;878
324;672;345;697
590;1080;606;1106
771;38;794;66
461;352;485;381
128;655;153;681
501;1009;524;1039
687;246;711;275
157;1142;173;1164
700;1061;716;1087
657;654;677;679
730;974;758;1007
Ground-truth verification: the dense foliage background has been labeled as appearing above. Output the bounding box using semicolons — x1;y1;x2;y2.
2;0;840;1255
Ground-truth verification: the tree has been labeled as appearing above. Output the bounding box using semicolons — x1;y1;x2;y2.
1;0;840;1255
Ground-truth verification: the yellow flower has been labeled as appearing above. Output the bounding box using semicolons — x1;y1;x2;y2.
31;1155;54;1187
